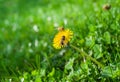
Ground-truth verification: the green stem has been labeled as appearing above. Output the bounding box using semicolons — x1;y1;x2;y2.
70;44;104;68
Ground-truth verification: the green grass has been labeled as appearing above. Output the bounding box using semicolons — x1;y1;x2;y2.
0;0;120;81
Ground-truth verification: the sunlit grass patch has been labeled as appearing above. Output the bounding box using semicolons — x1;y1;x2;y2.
0;0;120;81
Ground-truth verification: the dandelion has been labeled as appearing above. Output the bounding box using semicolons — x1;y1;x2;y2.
35;39;38;47
33;24;39;32
21;78;24;82
54;22;59;27
63;19;67;25
103;3;111;10
53;28;73;49
47;16;52;21
52;27;104;68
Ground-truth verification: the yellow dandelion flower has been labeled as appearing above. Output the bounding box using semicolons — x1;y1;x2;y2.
53;28;73;49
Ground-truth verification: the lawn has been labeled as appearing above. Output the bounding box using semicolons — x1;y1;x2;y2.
0;0;120;81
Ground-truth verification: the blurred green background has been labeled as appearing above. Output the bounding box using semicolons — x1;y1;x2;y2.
0;0;120;81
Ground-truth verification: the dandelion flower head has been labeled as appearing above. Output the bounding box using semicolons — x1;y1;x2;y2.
53;28;73;49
